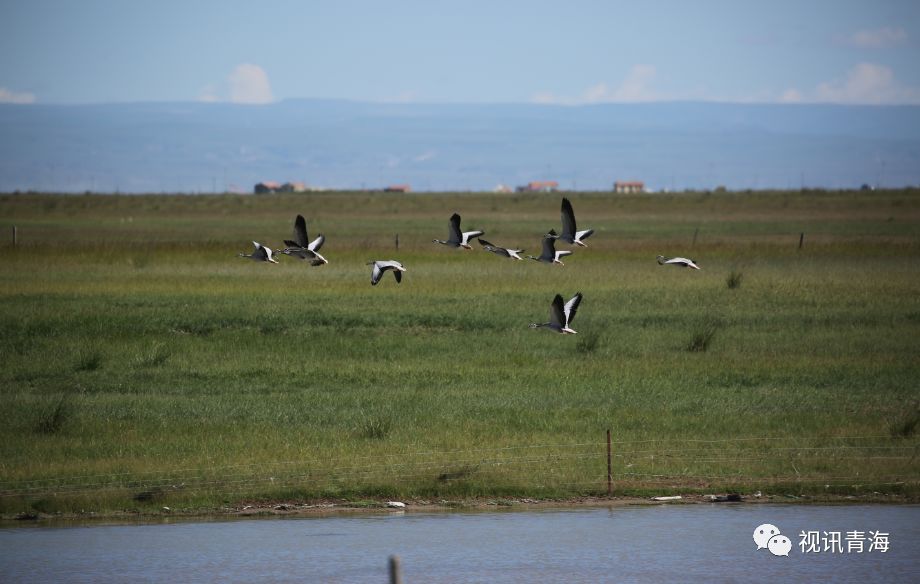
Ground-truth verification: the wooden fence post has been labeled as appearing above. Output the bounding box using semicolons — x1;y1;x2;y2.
606;429;612;496
395;233;399;251
798;232;804;250
12;226;17;248
389;555;402;584
691;227;699;248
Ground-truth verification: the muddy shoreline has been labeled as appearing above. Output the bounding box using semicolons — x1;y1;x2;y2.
4;492;915;527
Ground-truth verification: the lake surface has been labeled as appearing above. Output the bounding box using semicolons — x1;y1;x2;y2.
1;504;917;583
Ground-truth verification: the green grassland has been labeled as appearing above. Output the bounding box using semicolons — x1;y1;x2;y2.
1;189;919;515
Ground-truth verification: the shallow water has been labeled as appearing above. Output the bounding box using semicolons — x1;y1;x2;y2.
1;504;917;583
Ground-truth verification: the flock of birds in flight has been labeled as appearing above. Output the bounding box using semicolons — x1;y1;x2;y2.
238;197;701;335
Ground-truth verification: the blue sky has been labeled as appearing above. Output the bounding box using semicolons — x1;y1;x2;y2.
2;0;919;105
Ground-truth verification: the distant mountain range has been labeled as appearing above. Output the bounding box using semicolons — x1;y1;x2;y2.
2;99;919;193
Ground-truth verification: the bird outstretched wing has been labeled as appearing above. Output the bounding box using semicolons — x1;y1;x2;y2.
308;233;325;251
448;213;462;244
293;214;309;248
541;234;556;260
564;292;583;327
549;294;565;328
252;241;268;260
561;197;577;239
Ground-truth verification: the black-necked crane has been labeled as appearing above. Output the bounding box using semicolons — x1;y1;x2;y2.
478;238;525;260
547;197;594;247
530;292;583;334
368;260;406;286
433;213;483;249
526;231;572;265
657;255;701;270
280;214;328;266
238;241;278;264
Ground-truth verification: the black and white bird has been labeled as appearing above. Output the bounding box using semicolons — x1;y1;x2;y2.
368;260;407;286
433;213;484;249
526;231;573;265
657;255;701;270
547;197;594;247
530;292;583;334
238;241;279;264
478;238;525;260
279;214;328;266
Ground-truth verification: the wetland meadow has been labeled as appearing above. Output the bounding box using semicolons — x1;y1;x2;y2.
1;189;918;517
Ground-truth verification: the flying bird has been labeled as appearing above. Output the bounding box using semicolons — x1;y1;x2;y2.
547;197;594;247
526;231;572;265
530;292;583;334
238;241;278;264
478;238;524;260
657;255;701;270
433;213;484;249
280;214;328;265
368;260;407;286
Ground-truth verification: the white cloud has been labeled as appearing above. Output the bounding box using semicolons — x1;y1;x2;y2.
413;150;437;162
779;88;803;103
845;27;908;49
781;63;920;105
228;63;273;104
531;91;559;105
533;62;920;106
813;62;920;104
0;87;36;104
604;64;658;102
532;64;659;105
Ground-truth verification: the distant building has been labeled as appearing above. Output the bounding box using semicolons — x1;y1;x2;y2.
614;181;645;194
516;180;559;193
493;184;513;193
384;184;411;193
254;181;283;194
278;181;306;193
255;181;307;194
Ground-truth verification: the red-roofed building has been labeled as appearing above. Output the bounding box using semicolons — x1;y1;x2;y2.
254;181;283;194
516;180;559;193
279;181;306;193
384;184;412;193
614;181;645;194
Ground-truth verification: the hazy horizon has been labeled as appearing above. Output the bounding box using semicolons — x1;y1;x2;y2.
3;99;918;193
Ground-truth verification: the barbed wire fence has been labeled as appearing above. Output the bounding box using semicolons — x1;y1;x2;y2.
1;433;917;504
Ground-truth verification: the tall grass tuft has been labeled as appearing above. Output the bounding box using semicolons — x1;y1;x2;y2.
34;393;72;435
576;330;601;354
356;415;393;440
75;350;103;372
687;323;718;352
134;343;170;367
726;270;743;289
889;404;920;438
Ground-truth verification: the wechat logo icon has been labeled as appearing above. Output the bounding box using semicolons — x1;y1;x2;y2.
754;523;791;557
